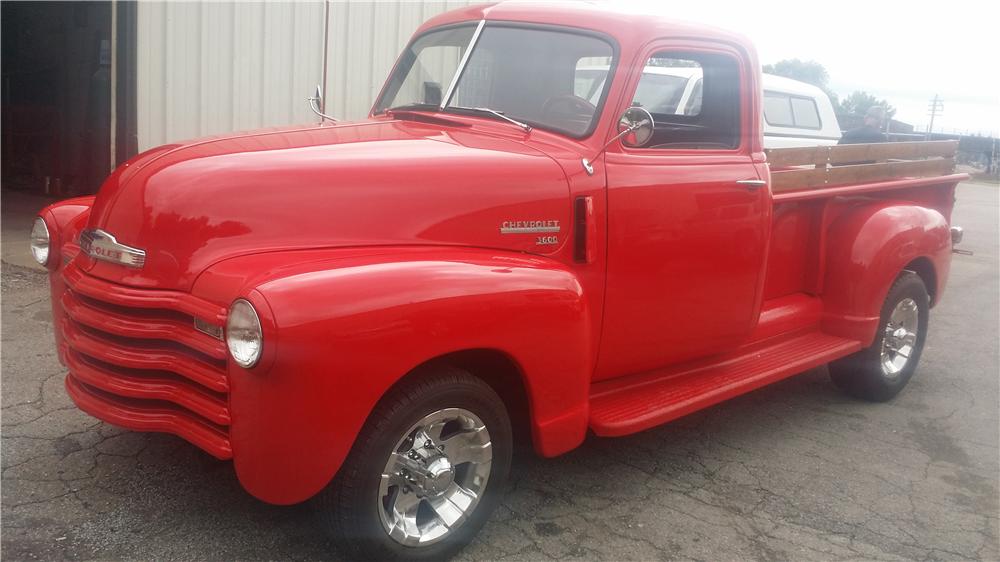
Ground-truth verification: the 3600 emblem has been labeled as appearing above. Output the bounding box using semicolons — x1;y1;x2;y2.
536;236;559;245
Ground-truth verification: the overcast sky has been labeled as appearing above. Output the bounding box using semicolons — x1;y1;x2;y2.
625;0;1000;136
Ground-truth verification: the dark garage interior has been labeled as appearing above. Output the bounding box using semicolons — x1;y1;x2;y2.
2;1;135;199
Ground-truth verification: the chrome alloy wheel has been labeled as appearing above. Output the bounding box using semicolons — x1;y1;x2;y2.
880;297;919;378
378;407;493;547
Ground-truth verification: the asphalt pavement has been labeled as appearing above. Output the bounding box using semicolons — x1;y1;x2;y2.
2;182;997;561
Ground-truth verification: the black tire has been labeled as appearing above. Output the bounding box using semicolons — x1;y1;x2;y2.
829;271;929;401
316;366;512;561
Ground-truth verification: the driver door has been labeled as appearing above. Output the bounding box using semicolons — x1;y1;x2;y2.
595;42;769;380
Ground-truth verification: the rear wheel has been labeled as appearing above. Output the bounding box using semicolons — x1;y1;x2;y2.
316;367;512;561
829;271;929;401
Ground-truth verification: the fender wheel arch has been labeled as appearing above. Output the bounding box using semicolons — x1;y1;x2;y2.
903;256;938;306
389;349;533;455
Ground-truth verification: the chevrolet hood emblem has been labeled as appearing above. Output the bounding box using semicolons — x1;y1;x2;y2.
79;229;146;268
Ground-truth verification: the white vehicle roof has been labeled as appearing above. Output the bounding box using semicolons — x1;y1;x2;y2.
761;73;826;97
633;66;702;79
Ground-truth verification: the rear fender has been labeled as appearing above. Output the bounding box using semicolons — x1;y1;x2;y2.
197;247;594;505
822;202;950;344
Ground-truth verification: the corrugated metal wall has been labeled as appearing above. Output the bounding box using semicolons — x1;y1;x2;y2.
136;1;472;151
322;1;472;121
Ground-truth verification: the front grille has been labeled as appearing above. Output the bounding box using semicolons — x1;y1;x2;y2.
59;262;233;459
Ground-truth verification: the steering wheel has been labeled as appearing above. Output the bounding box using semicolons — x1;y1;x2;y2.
541;94;597;129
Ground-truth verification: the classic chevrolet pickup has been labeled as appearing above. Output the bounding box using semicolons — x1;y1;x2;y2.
31;2;966;560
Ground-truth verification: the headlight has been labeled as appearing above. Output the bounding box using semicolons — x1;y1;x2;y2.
226;299;263;368
30;217;50;266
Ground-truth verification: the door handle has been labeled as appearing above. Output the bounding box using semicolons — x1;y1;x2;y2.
736;179;767;191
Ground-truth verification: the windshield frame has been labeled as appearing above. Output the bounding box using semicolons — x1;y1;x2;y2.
373;20;620;141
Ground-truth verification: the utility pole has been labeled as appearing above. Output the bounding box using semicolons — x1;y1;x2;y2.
926;94;944;140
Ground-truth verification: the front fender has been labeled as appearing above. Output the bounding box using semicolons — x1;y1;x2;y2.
196;247;593;505
39;197;95;364
822;202;950;343
39;196;95;270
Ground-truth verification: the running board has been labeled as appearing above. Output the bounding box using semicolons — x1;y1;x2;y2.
589;332;862;437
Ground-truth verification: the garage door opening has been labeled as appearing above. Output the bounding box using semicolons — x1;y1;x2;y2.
2;1;135;198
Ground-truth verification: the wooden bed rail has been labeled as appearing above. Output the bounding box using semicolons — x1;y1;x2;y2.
765;140;958;193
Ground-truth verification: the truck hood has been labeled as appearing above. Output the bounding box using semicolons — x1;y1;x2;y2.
82;120;572;291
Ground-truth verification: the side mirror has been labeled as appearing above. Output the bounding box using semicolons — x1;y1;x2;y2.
307;84;337;122
581;106;656;175
618;106;654;148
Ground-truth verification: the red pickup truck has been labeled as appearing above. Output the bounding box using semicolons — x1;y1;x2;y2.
31;3;966;560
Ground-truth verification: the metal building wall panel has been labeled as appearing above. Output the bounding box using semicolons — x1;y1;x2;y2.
326;1;350;120
163;2;201;144
324;0;473;121
136;1;166;151
231;2;264;133
137;1;470;151
199;2;236;136
137;1;325;150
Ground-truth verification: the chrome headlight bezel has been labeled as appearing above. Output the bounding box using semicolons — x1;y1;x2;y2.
226;298;263;368
30;217;51;266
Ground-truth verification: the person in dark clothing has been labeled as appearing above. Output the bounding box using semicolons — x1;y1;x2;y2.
839;106;887;144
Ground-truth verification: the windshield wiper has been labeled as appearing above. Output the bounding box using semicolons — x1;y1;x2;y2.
383;102;439;114
449;106;532;133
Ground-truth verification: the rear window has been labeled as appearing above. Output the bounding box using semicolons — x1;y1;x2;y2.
790;96;821;128
763;91;822;130
763;92;794;126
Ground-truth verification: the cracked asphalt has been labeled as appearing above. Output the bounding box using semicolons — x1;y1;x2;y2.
2;182;997;561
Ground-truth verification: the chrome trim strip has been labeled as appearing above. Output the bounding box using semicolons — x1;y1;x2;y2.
764;131;841;141
440;19;485;110
500;226;561;234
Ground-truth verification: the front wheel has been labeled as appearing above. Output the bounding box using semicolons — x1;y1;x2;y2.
316;367;512;561
829;271;930;401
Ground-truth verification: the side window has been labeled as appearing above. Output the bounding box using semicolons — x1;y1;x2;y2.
630;52;740;149
632;58;700;115
763;91;822;129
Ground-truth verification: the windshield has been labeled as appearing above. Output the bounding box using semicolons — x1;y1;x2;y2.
375;23;616;138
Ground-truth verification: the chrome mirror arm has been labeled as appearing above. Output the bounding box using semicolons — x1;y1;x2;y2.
581;107;654;176
581;121;645;176
308;85;338;122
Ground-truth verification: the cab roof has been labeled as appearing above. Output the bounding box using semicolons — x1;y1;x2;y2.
416;1;756;57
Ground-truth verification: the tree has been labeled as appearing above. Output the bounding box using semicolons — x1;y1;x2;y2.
763;59;829;89
837;91;897;122
764;58;901;131
762;59;838;104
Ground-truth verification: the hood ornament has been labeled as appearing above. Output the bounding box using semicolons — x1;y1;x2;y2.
79;229;146;268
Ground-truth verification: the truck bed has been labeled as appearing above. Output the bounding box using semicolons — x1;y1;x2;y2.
766;139;960;195
589;141;967;436
762;140;964;301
